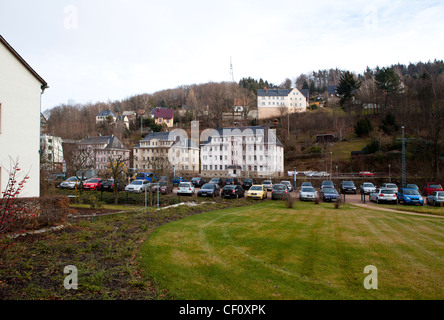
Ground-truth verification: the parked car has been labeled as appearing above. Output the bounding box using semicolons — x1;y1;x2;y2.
380;183;399;194
341;181;357;194
82;178;103;191
359;171;375;177
172;176;187;187
100;179;117;192
125;179;150;193
313;171;330;177
191;177;206;188
224;177;240;186
280;180;293;192
321;180;334;190
422;182;443;196
221;184;245;199
406;184;419;191
262;180;273;191
370;188;397;204
177;182;195;196
59;176;82;189
271;184;289;200
45;173;67;188
197;183;220;197
320;188;340;202
299;187;318;201
241;178;256;190
426;191;444;206
397;188;424;206
159;176;168;183
246;185;267;200
151;181;173;194
360;182;376;194
300;182;313;188
209;178;223;186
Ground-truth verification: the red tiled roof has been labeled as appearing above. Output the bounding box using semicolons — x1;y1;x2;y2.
154;108;174;119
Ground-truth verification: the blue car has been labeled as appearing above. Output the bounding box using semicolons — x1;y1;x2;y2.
397;188;424;206
173;176;187;186
320;188;339;202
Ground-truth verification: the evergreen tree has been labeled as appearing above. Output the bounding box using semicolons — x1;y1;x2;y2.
336;71;361;112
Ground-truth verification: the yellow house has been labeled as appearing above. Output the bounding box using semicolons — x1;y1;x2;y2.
153;108;174;128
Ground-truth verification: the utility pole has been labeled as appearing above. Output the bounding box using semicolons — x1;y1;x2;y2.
401;126;406;188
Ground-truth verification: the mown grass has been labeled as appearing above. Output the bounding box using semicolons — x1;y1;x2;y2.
377;203;444;216
140;201;444;300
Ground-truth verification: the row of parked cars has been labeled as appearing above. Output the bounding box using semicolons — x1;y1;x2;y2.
359;181;444;206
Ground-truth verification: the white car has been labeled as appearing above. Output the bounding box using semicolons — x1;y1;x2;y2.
299;187;318;201
370;188;397;204
262;180;273;191
360;182;376;194
281;180;293;192
177;182;195;196
59;176;82;189
380;183;399;194
125;179;150;193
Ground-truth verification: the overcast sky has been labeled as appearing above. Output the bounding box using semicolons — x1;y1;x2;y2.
1;0;443;112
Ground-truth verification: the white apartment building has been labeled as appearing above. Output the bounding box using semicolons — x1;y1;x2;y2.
0;35;48;197
257;88;309;119
40;134;64;171
133;131;199;174
200;126;284;179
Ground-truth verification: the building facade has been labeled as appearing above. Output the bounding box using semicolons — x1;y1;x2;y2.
133;131;199;175
77;135;130;171
257;88;308;119
200;126;284;179
0;35;48;197
40;134;64;171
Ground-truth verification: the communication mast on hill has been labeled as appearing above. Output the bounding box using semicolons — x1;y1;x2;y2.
230;57;234;82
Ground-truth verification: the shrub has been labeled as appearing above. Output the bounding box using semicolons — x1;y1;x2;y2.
285;196;296;208
0;161;33;255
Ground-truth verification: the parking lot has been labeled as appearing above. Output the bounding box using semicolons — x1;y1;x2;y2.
172;183;441;208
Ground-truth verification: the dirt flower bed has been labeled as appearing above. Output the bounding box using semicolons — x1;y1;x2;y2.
0;198;254;300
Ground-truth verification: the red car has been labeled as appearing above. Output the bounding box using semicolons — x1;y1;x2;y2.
359;171;375;177
422;182;443;196
83;178;103;190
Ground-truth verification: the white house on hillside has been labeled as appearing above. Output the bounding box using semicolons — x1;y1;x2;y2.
0;35;48;197
257;88;309;119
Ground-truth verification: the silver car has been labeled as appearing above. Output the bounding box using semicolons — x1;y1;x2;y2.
381;183;399;194
360;182;376;194
426;191;444;206
299;187;318;201
262;180;273;191
281;180;293;192
125;179;150;193
59;176;81;189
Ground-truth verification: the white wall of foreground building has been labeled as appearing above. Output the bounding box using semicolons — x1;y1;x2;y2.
0;36;47;197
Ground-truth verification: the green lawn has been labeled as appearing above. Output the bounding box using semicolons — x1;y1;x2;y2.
139;201;444;300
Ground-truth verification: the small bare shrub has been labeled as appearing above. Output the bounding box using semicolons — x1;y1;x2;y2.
285;196;296;208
